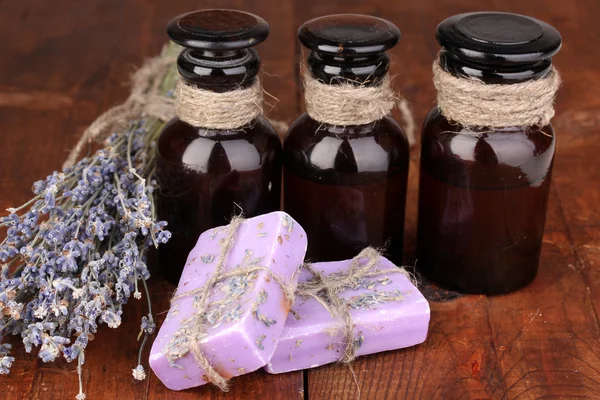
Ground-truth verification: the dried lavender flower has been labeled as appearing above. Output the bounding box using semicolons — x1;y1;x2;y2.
132;364;147;381
0;44;178;399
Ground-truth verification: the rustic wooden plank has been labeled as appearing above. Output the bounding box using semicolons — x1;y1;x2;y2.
307;296;508;399
2;0;600;399
293;0;600;399
0;0;303;398
482;189;600;399
0;1;152;399
0;1;159;399
480;0;600;397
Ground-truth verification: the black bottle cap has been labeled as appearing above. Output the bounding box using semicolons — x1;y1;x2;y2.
436;12;562;82
167;9;269;88
298;14;401;84
298;14;400;55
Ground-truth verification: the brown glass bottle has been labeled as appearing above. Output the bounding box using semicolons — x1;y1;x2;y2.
284;15;409;265
416;12;562;294
156;10;281;283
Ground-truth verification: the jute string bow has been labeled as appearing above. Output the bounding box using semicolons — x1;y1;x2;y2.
165;216;296;391
303;71;416;145
432;56;562;128
296;247;412;363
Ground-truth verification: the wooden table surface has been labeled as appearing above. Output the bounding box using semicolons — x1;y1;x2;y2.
1;0;600;399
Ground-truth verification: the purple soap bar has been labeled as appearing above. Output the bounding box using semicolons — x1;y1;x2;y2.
150;212;307;390
265;254;430;374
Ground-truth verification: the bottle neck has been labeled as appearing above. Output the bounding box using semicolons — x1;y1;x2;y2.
439;49;553;84
306;50;390;85
177;48;260;92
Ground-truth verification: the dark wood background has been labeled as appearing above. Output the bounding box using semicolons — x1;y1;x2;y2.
1;0;599;399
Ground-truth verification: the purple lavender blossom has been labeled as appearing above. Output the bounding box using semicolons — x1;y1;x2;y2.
0;119;170;396
0;342;13;374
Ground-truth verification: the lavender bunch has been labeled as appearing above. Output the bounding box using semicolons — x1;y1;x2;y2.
0;55;176;398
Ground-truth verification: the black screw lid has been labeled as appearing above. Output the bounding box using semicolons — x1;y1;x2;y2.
167;9;269;88
298;14;401;84
436;12;562;82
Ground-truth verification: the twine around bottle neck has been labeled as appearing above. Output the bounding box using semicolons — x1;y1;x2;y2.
432;55;562;128
175;78;264;130
302;69;416;144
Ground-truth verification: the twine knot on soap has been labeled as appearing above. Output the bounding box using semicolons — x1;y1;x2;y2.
297;247;413;364
432;56;562;128
303;72;416;145
163;216;296;391
175;79;264;130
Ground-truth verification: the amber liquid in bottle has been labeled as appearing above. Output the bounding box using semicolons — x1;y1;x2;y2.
285;14;409;265
417;12;562;294
156;10;281;283
157;115;281;283
284;114;409;264
417;109;555;294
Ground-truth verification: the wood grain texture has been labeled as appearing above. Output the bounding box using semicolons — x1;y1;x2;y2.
0;0;599;399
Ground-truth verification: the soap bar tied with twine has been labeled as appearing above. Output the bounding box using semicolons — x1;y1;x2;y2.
303;69;416;145
159;215;298;391
296;247;414;363
432;55;562;128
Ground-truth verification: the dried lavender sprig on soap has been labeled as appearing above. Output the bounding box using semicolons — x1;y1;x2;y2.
0;43;179;399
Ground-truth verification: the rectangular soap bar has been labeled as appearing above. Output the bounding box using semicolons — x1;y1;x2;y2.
150;211;307;390
265;254;430;374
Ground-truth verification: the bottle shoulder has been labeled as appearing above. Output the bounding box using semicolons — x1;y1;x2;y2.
159;116;278;141
157;116;281;173
421;107;556;187
286;113;407;141
283;113;409;177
